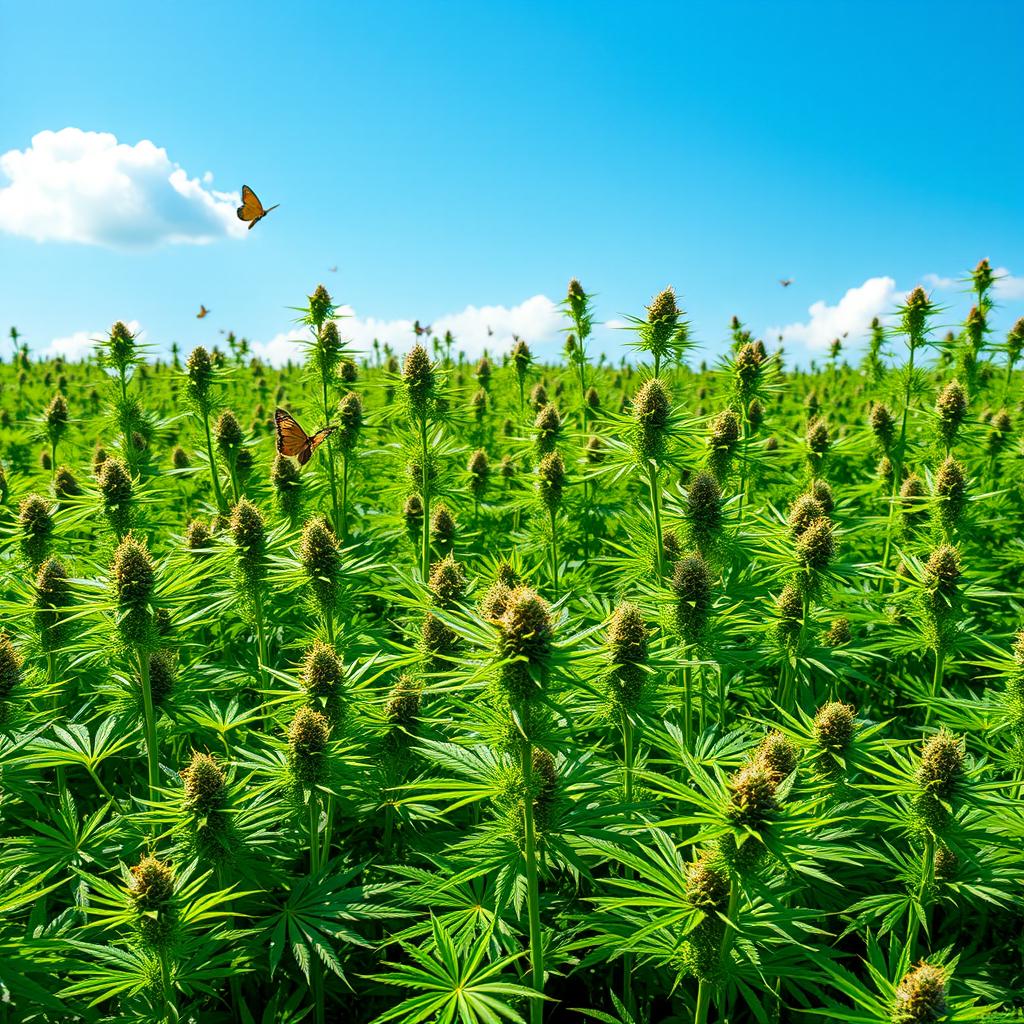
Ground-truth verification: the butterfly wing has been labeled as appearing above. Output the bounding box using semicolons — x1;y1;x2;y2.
237;185;265;226
307;427;336;457
297;426;337;466
274;408;310;457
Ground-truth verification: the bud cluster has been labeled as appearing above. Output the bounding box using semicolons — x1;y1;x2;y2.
605;601;649;713
705;410;741;482
632;378;671;464
496;587;554;703
671;552;713;647
299;516;342;611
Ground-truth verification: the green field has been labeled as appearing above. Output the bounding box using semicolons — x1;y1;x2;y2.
1;271;1023;1023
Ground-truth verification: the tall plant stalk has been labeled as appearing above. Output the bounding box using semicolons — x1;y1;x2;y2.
622;718;636;1013
925;649;945;726
201;413;227;513
321;373;341;534
253;595;268;688
520;738;545;1024
548;507;559;598
647;462;664;575
340;455;350;539
137;647;159;805
419;417;431;582
908;832;934;960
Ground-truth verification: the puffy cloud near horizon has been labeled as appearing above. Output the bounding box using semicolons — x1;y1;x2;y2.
923;273;957;290
249;295;564;367
993;268;1024;301
924;267;1024;301
0;128;244;247
767;277;900;359
43;320;142;361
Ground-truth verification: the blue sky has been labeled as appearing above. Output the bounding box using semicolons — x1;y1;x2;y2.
1;0;1022;366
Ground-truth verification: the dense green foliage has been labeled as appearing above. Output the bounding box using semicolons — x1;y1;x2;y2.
1;268;1024;1023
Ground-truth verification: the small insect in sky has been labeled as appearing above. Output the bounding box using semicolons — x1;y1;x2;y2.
196;305;210;319
328;265;338;273
237;185;279;230
274;408;336;466
487;325;493;337
779;279;794;287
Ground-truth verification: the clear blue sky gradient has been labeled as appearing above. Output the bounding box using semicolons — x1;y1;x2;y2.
2;0;1022;361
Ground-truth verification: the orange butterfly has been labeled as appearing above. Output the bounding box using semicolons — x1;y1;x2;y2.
237;185;279;230
274;408;336;466
197;305;209;319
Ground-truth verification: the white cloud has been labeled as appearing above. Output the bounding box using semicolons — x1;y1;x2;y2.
248;328;308;368
0;128;245;247
250;295;564;367
43;320;142;361
43;330;99;361
993;267;1024;301
430;295;562;356
919;268;1024;302
767;276;900;358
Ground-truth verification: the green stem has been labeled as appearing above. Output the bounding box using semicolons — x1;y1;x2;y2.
682;661;692;750
340;454;349;539
622;717;635;805
882;346;916;570
419;416;431;582
577;360;588;433
160;953;175;1022
699;668;707;737
909;832;935;959
87;766;119;807
520;739;545;1024
253;592;268;687
926;648;944;726
321;794;335;865
309;797;320;875
780;660;792;716
647;462;664;575
227;454;240;505
383;802;394;857
622;718;636;1015
548;507;559;598
138;647;159;807
694;979;712;1024
47;653;65;795
790;589;811;714
202;413;227;513
718;669;727;731
712;880;741;1015
737;416;749;523
322;375;340;534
